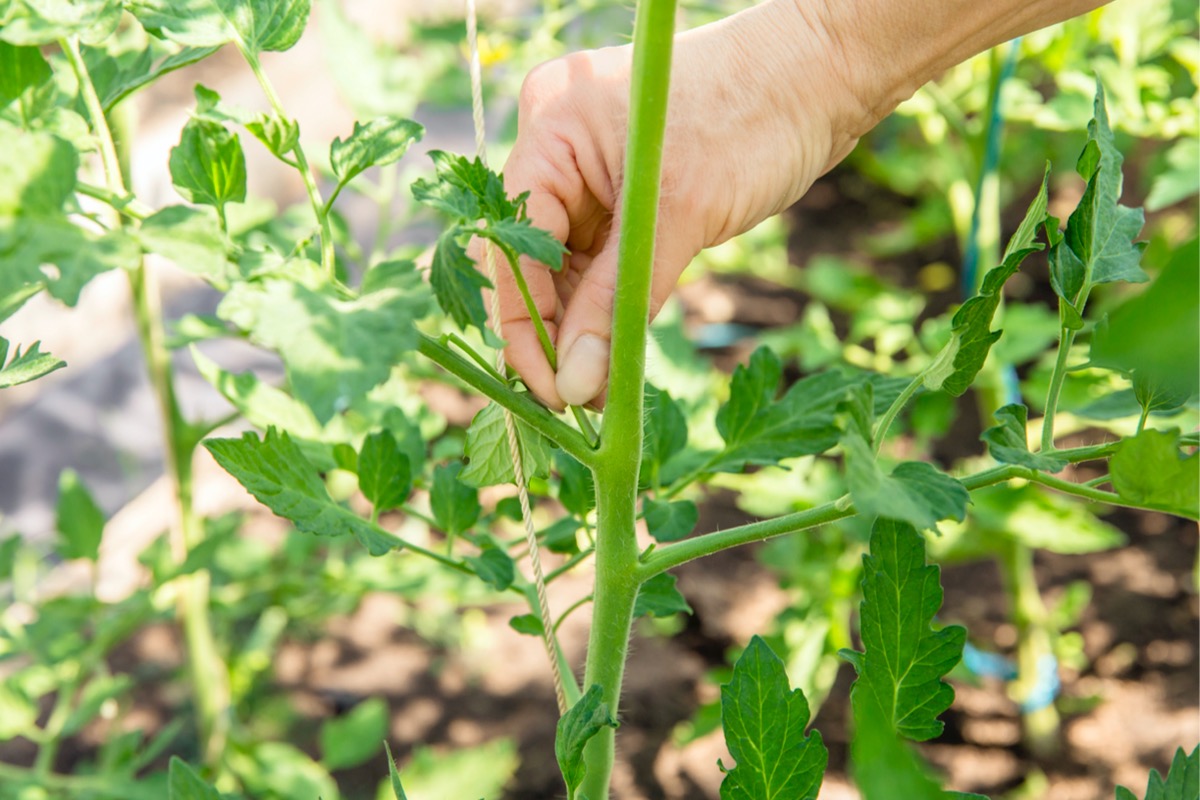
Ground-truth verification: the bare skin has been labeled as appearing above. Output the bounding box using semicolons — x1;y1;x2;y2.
495;0;1109;410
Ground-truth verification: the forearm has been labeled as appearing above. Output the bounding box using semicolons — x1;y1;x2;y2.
793;0;1111;135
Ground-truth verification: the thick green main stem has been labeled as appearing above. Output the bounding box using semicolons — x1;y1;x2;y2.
64;37;230;768
579;2;676;797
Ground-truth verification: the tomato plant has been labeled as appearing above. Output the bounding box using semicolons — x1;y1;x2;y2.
0;0;1196;798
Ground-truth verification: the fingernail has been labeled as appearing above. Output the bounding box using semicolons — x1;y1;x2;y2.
556;334;609;406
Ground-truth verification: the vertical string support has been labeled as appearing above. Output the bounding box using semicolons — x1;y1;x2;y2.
465;0;569;716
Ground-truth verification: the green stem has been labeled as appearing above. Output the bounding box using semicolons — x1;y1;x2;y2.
32;676;79;777
66;36;232;768
872;375;923;453
579;2;677;795
501;246;558;369
554;593;594;634
417;334;596;466
242;50;337;278
1040;326;1077;451
999;540;1061;756
638;501;852;579
75;181;152;220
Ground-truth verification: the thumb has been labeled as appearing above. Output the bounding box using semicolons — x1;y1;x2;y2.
555;233;696;407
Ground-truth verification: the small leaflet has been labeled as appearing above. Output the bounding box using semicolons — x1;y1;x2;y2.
127;0;311;54
712;347;860;472
643;497;698;543
719;636;827;800
841;518;965;742
980;404;1067;472
1110;429;1199;520
357;431;412;514
204;428;400;556
633;573;692;619
168;117;247;212
460;402;552;487
0;338;65;389
556;685;617;800
923;168;1048;396
55;469;104;561
430;462;481;537
330;117;424;187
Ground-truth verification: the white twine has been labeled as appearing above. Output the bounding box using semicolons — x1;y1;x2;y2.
465;0;569;715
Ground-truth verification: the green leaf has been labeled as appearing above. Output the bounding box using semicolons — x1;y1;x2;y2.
0;217;138;308
228;740;337;800
1092;236;1199;407
642;383;687;487
1145;138;1200;212
357;432;412;514
128;0;311;53
330;117;423;186
981;405;1067;472
643;498;698;543
464;543;515;591
136;205;228;283
218;270;428;424
414;151;513;222
56;469;104;561
634;572;692;619
0;122;77;216
843;518;965;742
398;738;518;800
843;433;968;532
933;484;1125;558
851;694;960;800
542;517;581;555
0;0;121;46
713;348;862;471
0;41;51;120
429;226;491;331
320;697;388;771
384;741;408;800
168;757;221;800
556;685;618;800
0;681;37;741
0;337;65;388
719;636;827;800
556;451;595;517
89;43;222;114
1115;745;1198;800
479;217;567;270
924;169;1048;396
460;402;552;487
192;347;324;440
169;117;246;211
508;613;544;637
430;463;480;537
246;111;300;161
204;428;401;555
1110;429;1199;519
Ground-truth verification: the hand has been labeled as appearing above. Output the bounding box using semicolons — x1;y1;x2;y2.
493;0;864;410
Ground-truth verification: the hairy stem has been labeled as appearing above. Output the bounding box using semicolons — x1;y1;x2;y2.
66;36;231;767
579;1;677;795
1040;326;1078;451
872;375;923;453
417;334;596;466
242;51;337;278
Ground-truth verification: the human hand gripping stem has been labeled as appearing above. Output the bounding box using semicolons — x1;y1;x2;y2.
495;0;860;409
495;0;1109;412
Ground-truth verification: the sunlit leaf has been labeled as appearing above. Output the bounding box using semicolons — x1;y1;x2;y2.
719;636;827;800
